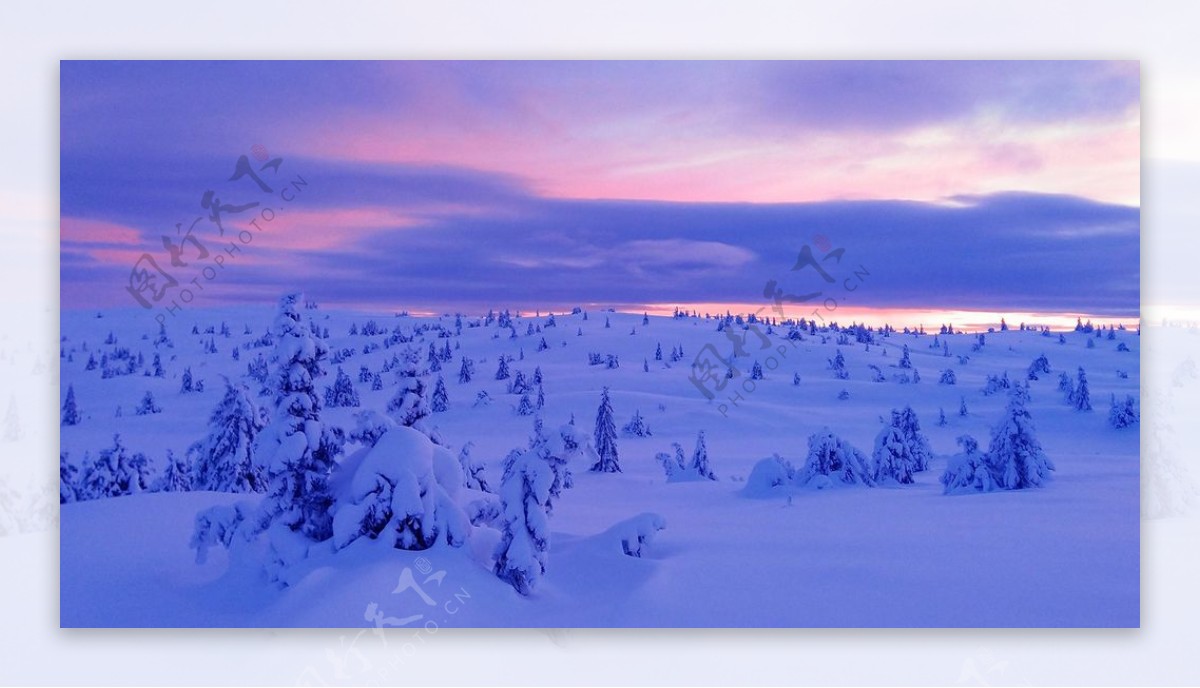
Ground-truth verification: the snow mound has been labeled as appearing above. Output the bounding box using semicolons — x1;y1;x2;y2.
742;454;796;498
602;512;667;558
332;425;471;552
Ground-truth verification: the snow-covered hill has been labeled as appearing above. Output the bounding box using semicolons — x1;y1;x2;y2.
59;302;1141;627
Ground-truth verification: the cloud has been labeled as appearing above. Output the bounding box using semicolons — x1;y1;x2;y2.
56;159;1135;316
60;61;1140;205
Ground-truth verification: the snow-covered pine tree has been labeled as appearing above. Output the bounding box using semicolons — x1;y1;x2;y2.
458;356;473;383
959;396;968;417
750;360;764;380
591;387;620;472
59;452;79;503
1108;394;1139;428
1027;354;1051;381
511;369;529;395
192;380;266;493
495;356;510;380
690;430;716;480
457;441;491;492
1074;366;1092;411
899;344;912;369
252;293;343;542
323;367;360;408
1058;371;1074;397
494;448;553;595
656;442;688;480
987;387;1055;489
872;413;916;485
150;353;165;377
621;409;652;437
897;406;933;471
105;433;152;496
799;428;874;487
516;392;535;416
135;390;162;415
180;366;196;393
155;449;192;492
940;434;999;494
431;375;449;413
828;349;849;379
61;384;81;426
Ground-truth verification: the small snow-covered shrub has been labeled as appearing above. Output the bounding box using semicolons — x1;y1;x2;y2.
1108;394;1139;429
609;512;667;557
941;434;999;495
741;454;796;498
622;410;652;437
798;428;874;487
332;425;471;553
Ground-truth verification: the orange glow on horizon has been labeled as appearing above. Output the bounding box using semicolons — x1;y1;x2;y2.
628;303;1139;333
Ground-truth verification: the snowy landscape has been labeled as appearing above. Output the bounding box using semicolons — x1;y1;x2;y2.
57;60;1143;628
59;299;1140;627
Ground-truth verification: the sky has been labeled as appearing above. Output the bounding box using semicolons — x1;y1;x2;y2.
59;60;1140;324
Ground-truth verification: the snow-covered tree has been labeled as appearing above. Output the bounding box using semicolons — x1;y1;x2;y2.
941;434;999;495
135;390;162;415
622;409;652;437
495;356;510;380
899;344;912;369
388;377;430;428
1074;366;1092;411
457;441;490;492
987;388;1055;489
690;430;716;480
323;367;360;408
154;449;192;493
61;385;81;426
939;368;957;385
656;442;688;480
798;428;874;487
828;349;849;379
1108;394;1139;429
431;375;449;413
591;387;620;472
180;366;197;393
872;411;919;484
252;293;343;542
81;434;152;499
458;356;474;383
516;392;535;416
330;426;470;554
59;453;79;503
1027;354;1051;381
493;448;553;595
191;380;266;493
149;353;165;378
750;360;764;380
897;406;933;471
